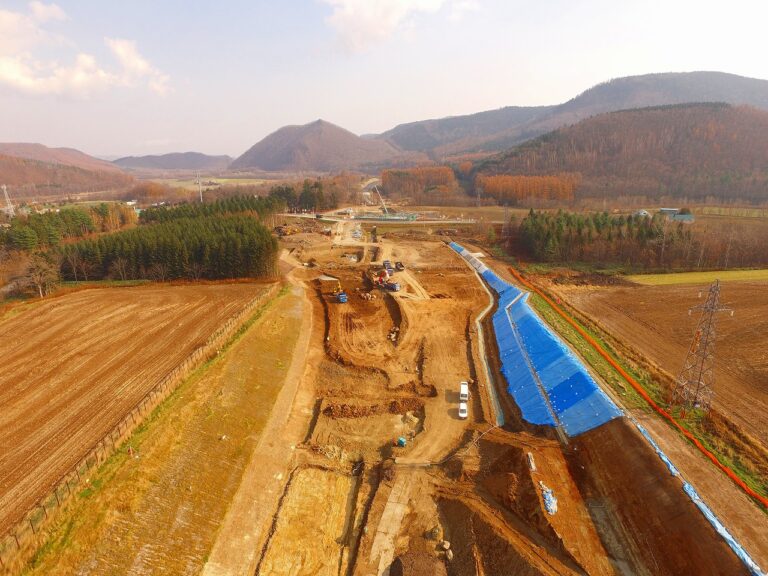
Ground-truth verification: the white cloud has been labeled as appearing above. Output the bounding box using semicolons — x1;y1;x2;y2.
29;1;67;22
106;38;170;95
0;2;169;97
448;0;479;21
322;0;478;52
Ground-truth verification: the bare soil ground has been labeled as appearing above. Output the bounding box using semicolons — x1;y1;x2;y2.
23;284;301;575
0;284;266;535
559;281;768;448
11;225;761;575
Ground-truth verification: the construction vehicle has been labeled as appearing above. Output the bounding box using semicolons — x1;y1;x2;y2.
319;274;343;294
274;224;300;236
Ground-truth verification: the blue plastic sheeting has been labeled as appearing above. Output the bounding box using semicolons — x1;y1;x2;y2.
449;243;764;576
541;483;558;515
492;310;556;426
632;420;680;477
450;241;621;436
509;301;622;436
683;483;765;576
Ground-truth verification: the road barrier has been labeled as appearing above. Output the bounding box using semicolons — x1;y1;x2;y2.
0;283;279;574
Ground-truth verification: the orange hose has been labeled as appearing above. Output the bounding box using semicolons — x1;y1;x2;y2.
507;267;768;509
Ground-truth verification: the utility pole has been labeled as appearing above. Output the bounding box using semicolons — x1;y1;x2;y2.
671;280;733;413
196;172;203;203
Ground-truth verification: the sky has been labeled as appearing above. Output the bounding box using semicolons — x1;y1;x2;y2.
1;0;767;158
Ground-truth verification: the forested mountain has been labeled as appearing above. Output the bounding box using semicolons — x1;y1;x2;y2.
0;154;134;198
114;152;232;171
376;72;768;157
377;106;554;154
0;143;124;173
476;103;768;202
230;119;424;172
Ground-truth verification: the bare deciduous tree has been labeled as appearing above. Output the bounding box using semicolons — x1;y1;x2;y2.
24;253;60;298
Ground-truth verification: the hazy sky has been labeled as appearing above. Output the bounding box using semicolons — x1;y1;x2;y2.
1;0;767;157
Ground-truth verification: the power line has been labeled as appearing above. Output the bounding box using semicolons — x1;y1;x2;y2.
671;280;733;413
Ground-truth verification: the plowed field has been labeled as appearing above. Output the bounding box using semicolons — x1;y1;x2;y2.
561;281;768;447
0;284;267;534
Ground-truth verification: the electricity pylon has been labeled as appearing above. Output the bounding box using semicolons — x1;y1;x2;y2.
2;185;14;217
671;280;732;413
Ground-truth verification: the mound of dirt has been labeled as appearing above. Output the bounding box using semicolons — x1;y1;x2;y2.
480;444;562;547
323;398;425;419
389;551;447;576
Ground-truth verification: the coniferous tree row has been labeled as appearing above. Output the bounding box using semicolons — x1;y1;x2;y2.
139;195;284;224
517;209;768;270
59;214;278;281
3;204;137;251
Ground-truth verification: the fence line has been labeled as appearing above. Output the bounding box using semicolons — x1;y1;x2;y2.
0;283;279;574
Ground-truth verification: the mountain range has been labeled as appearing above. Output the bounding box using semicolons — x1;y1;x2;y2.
230;71;768;172
377;71;768;157
3;71;768;195
475;102;768;201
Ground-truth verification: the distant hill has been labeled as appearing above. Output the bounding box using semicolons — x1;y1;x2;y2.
0;143;125;174
0;154;133;199
377;72;768;157
378;106;554;155
476;103;768;202
114;152;232;171
231;119;423;172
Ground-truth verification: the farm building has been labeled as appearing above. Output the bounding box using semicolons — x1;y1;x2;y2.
659;207;695;223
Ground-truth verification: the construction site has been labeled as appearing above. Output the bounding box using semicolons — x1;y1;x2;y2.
1;220;767;576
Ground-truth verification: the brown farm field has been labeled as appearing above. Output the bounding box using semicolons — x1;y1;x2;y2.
559;280;768;448
0;283;269;535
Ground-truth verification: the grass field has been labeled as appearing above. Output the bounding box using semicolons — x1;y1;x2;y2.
153;177;268;188
628;269;768;285
409;205;530;222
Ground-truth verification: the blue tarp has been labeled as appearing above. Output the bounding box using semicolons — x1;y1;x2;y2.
449;242;621;436
683;483;765;576
449;242;764;575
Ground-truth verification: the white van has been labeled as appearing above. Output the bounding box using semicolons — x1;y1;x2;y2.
459;381;469;402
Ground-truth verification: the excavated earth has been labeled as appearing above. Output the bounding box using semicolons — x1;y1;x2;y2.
243;226;753;576
6;222;761;575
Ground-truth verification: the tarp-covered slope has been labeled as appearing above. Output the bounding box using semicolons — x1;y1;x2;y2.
450;242;621;436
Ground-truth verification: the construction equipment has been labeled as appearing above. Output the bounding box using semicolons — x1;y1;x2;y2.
336;291;348;303
274;224;300;236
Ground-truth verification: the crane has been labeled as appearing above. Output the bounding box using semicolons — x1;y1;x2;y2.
372;185;389;216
